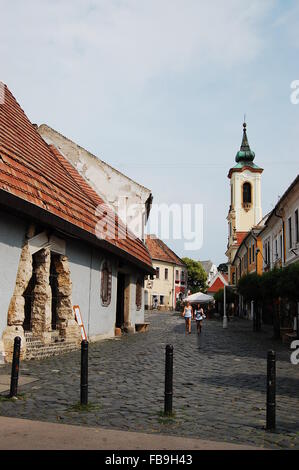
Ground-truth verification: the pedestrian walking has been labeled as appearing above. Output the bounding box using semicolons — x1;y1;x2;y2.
182;302;193;334
194;303;204;335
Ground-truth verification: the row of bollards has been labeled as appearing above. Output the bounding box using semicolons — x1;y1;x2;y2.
7;337;276;431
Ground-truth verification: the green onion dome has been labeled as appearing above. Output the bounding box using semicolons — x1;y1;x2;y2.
235;122;255;163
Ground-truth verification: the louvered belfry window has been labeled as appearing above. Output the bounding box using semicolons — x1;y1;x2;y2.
101;261;112;306
243;182;252;204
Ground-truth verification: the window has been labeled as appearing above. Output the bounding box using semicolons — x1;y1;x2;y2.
160;295;164;305
280;234;283;259
243;182;252;205
165;268;168;280
252;243;255;263
264;239;271;267
275;239;278;258
288;217;293;249
249;245;252;265
156;267;160;279
136;278;142;311
101;261;112;306
295;209;299;244
175;270;179;281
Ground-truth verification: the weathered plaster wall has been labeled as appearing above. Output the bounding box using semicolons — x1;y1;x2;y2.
0;211;146;361
66;239;145;340
0;212;27;361
38;124;152;240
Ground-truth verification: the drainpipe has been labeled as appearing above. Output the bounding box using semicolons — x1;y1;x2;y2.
173;265;175;310
244;240;250;275
274;209;285;265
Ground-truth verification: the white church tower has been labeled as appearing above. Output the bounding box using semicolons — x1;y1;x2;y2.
226;122;263;283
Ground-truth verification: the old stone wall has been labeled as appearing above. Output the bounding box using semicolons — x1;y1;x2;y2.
2;243;32;361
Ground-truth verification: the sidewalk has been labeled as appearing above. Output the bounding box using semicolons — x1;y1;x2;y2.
0;416;262;450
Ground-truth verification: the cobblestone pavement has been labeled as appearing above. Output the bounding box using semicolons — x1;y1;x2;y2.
0;312;299;449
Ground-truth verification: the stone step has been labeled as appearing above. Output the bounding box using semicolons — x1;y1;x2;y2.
25;340;79;361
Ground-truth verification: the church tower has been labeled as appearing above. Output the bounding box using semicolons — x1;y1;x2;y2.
226;122;263;283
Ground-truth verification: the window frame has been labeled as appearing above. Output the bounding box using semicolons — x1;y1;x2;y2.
101;260;112;307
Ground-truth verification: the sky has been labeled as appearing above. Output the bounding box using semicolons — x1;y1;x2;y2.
0;0;298;266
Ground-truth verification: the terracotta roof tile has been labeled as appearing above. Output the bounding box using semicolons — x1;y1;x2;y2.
236;231;248;245
0;84;152;271
145;235;185;266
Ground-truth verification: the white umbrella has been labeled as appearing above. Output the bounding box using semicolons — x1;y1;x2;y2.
184;291;214;304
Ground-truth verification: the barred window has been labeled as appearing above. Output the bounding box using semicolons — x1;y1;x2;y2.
136;278;143;310
101;261;112;306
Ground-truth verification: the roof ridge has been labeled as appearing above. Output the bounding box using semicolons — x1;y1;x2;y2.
38;123;151;193
0;83;153;271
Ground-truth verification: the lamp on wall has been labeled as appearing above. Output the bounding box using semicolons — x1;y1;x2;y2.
256;248;266;264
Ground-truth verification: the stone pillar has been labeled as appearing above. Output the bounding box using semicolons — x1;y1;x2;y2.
54;255;81;343
124;275;134;334
31;248;52;344
2;243;32;361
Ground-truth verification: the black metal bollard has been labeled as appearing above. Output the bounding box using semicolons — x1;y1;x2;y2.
164;344;173;416
9;336;21;398
80;340;88;406
266;350;276;431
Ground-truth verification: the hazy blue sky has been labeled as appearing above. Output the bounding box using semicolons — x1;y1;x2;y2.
1;0;298;265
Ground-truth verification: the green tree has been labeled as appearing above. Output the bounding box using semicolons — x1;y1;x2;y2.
237;272;263;302
277;262;299;301
217;263;228;274
214;287;235;304
181;257;207;293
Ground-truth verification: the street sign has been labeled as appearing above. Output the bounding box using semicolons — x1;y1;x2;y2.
73;305;87;341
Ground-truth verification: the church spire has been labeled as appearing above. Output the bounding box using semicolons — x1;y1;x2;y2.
235;121;255;163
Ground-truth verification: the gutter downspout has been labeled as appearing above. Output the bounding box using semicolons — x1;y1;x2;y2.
274;209;285;265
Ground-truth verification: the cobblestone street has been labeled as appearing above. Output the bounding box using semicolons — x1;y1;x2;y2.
1;311;299;449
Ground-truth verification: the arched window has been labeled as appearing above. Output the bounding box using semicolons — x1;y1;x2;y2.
136;278;143;311
101;261;112;306
242;182;252;205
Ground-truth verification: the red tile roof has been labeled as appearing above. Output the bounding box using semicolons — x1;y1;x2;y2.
236;231;248;246
0;83;153;272
207;274;228;294
145;235;185;266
